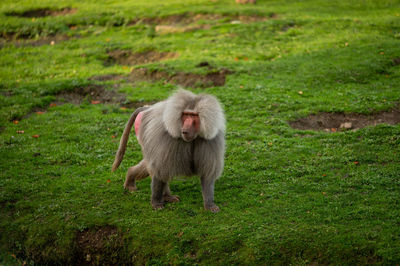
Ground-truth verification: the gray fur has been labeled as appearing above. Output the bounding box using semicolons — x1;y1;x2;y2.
112;89;225;212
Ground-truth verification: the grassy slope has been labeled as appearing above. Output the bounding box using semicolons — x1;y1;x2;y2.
1;0;400;264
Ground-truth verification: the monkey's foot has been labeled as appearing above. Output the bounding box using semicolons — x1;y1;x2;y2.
163;195;180;203
124;184;137;192
152;202;165;210
205;204;220;213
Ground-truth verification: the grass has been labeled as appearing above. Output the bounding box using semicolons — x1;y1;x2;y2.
1;0;400;264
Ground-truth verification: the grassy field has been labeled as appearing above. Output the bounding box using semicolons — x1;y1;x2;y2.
1;0;400;264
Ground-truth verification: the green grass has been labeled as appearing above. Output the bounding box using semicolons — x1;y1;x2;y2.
1;0;400;264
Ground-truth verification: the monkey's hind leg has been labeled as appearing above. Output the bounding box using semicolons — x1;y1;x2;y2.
124;160;149;192
163;184;180;203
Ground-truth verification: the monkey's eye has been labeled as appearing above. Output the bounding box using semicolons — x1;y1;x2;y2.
182;111;199;116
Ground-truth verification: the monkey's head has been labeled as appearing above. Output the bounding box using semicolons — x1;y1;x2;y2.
163;89;225;142
181;110;200;142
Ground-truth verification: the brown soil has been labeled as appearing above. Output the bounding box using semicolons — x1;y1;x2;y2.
88;74;125;81
55;84;156;109
129;12;275;26
130;13;220;25
0;34;76;48
128;67;232;88
55;85;126;105
105;49;178;66
122;99;158;109
75;225;124;265
289;108;400;132
5;7;77;18
155;24;211;34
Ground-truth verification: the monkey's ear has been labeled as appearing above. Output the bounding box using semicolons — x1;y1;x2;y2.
196;94;225;139
163;89;196;138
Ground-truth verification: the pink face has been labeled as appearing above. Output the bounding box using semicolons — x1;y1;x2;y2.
181;111;200;142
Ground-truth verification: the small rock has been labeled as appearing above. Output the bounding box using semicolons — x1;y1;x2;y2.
340;122;352;129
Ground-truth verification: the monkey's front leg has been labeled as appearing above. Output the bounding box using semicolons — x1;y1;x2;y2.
201;176;220;213
151;177;167;210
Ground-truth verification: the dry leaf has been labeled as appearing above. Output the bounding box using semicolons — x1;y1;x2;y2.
32;135;40;138
91;100;100;104
331;128;337;132
36;111;45;115
17;130;24;134
354;161;359;165
49;103;57;107
13;120;19;124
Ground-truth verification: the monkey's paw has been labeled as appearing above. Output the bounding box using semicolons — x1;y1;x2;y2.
152;202;165;210
124;184;137;192
205;204;220;213
163;195;180;203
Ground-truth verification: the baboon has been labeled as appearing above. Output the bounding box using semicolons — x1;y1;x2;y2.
112;89;225;212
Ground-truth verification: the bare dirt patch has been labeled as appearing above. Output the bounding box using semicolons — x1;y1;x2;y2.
75;225;126;265
55;85;126;105
155;24;211;34
122;99;158;109
55;84;156;109
88;74;125;82
128;67;232;88
289;108;400;132
104;49;178;66
0;35;74;49
129;12;275;26
5;7;77;18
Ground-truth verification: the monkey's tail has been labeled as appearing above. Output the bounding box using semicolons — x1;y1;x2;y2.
112;106;148;172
